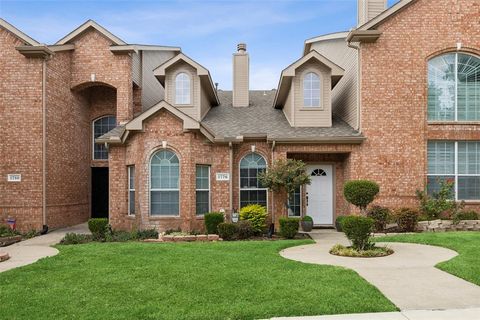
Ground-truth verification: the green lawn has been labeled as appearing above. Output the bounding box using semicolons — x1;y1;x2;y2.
0;240;396;320
377;232;480;286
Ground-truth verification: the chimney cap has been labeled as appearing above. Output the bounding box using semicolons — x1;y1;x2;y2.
237;43;247;52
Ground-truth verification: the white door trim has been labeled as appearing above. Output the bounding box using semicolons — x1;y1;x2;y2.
306;164;335;226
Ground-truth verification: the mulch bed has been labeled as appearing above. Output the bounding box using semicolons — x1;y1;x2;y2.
0;235;22;247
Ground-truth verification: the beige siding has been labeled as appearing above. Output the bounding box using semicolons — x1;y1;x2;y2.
141;50;177;110
293;61;332;127
164;61;200;120
200;84;211;120
233;52;249;107
358;0;387;25
132;52;141;86
310;38;358;129
282;82;294;125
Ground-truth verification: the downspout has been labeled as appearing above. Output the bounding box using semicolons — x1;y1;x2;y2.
229;142;233;214
270;140;276;228
41;58;47;232
347;40;361;131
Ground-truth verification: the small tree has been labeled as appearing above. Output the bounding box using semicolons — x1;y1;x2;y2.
416;179;463;220
259;159;311;212
343;180;379;214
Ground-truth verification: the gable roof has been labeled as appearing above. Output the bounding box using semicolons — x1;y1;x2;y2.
0;18;39;46
273;50;344;109
303;31;349;55
153;52;220;106
357;0;417;31
55;20;126;45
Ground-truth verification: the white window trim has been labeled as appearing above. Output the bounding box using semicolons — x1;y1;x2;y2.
196;165;211;216
175;72;192;105
302;71;322;108
239;153;268;210
149;149;181;217
128;166;135;216
92;115;116;160
288;186;302;217
427;141;480;201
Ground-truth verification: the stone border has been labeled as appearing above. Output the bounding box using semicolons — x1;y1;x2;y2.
143;234;222;243
417;220;480;232
0;251;10;262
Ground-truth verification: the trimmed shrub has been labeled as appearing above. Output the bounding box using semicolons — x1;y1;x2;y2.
394;208;419;232
239;205;268;235
204;212;225;234
279;217;300;239
136;228;159;240
236;220;254;240
367;206;390;232
455;210;479;221
217;223;237;241
335;216;347;232
341;216;374;251
88;218;109;239
344;180;380;211
60;233;93;245
301;215;313;222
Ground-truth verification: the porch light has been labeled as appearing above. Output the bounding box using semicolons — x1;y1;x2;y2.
251;145;255;153
457;42;462;50
162;141;167;149
90;73;96;82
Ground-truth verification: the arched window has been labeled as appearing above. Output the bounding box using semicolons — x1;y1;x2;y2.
303;72;321;107
175;72;191;104
239;153;267;208
311;169;327;176
150;150;180;216
93;115;116;160
428;53;480;121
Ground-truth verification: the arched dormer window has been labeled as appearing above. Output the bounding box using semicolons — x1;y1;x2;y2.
93;115;116;160
428;53;480;121
303;72;321;107
175;72;191;105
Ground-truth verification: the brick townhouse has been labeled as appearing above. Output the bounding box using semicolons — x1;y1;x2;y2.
1;0;479;232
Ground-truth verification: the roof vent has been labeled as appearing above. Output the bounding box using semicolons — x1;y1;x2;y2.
237;43;247;53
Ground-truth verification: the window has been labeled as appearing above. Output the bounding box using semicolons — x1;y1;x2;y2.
240;153;267;208
93;116;116;160
150;150;180;216
175;72;191;104
288;187;301;217
427;141;480;200
303;72;321;107
196;165;210;215
311;169;327;176
428;53;480;121
128;166;135;216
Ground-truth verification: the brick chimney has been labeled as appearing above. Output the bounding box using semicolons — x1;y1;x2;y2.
233;43;249;107
358;0;387;26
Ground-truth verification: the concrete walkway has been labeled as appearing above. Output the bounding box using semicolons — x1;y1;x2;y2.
271;307;480;320
281;230;480;311
0;223;89;273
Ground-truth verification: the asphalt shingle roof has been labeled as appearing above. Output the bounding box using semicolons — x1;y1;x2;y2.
202;90;362;140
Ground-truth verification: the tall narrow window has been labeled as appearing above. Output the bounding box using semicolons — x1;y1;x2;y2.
427;141;480;200
196;165;210;215
128;166;135;216
428;53;480;121
303;72;321;107
288;186;301;217
175;72;191;104
240;153;267;208
93;115;116;160
150;150;180;216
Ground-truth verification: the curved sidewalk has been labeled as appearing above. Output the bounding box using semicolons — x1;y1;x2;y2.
281;230;480;311
0;223;89;273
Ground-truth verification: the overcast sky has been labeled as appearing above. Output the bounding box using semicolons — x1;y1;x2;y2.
1;0;398;90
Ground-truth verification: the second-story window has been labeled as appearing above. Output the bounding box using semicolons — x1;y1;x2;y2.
93;115;116;160
303;72;321;107
175;72;191;105
428;53;480;121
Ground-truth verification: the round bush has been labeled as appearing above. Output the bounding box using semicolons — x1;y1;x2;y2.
367;206;390;232
236;220;254;239
217;223;237;241
335;216;347;232
239;205;267;235
344;180;380;211
394;208;419;232
301;215;313;222
279;217;300;239
341;216;374;251
88;218;109;239
204;212;225;234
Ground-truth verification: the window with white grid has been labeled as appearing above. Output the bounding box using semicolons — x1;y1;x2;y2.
175;72;191;105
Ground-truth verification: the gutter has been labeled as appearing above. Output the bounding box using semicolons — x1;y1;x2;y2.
267;136;365;144
229;142;233;215
346;39;361;132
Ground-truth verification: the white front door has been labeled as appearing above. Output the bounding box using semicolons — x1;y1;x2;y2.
306;165;334;225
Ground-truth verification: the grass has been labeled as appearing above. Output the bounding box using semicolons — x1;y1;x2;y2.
0;240;396;320
377;232;480;286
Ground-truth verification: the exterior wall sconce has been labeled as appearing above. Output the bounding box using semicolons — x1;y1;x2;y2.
251;145;255;153
90;73;96;82
162;141;167;149
457;42;462;50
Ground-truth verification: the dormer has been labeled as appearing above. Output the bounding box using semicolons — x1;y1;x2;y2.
154;53;219;121
273;50;344;127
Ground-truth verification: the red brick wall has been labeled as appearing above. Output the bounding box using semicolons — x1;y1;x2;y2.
0;29;44;231
358;0;480;211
